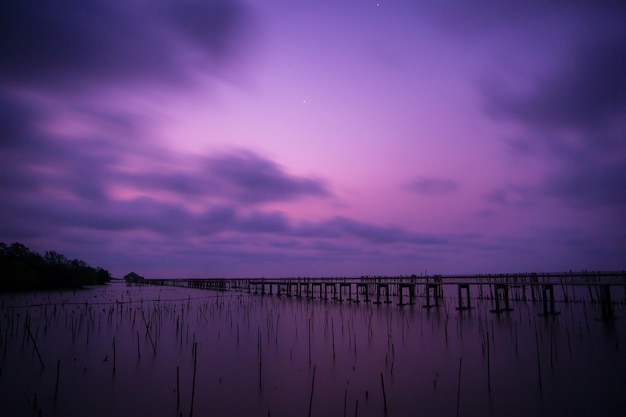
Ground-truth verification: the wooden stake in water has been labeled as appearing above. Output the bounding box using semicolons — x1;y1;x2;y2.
380;372;388;415
308;318;312;366
259;339;263;391
113;337;116;374
176;366;180;408
307;364;317;417
137;331;141;360
486;332;491;394
534;320;543;394
332;319;336;360
26;324;45;369
190;342;198;417
456;357;462;417
54;359;60;401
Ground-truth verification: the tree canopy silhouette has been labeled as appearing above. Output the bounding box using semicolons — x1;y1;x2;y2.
0;242;112;291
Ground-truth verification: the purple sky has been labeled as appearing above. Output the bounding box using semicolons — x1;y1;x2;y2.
1;1;625;278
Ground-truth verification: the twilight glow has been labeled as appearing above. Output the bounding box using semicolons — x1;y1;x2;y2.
1;1;625;277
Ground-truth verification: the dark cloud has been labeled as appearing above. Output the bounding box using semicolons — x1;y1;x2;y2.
110;150;331;204
0;105;330;206
296;217;446;245
405;176;459;196
485;154;626;212
0;0;256;91
482;16;626;213
236;211;290;234
426;1;626;36
485;184;537;208
167;0;250;58
0;126;121;203
0;94;39;149
0;188;452;256
542;159;626;209
484;37;626;132
205;150;331;203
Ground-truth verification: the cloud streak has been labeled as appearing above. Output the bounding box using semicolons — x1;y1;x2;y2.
0;0;256;91
405;177;459;196
481;17;626;213
484;37;626;132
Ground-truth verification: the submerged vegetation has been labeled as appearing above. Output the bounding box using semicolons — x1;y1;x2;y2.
0;242;111;291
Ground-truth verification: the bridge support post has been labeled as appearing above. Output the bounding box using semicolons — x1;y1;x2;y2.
373;284;382;305
355;283;366;303
423;283;440;308
399;284;414;306
490;284;513;313
599;285;615;321
456;284;471;310
539;284;559;316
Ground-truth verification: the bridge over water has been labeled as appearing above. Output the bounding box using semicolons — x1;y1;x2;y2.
138;271;626;320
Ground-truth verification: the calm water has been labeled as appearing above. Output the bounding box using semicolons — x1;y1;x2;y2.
1;282;624;417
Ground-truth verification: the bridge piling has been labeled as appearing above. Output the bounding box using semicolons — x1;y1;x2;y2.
539;284;559;317
490;284;513;313
456;284;471;311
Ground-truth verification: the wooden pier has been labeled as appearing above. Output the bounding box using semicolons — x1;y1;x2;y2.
138;271;626;319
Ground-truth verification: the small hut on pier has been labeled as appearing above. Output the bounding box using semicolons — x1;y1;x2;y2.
123;272;144;283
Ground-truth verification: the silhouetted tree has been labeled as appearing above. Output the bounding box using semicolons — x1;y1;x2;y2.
0;242;112;292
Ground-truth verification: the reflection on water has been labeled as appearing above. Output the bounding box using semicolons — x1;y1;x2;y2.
1;282;624;416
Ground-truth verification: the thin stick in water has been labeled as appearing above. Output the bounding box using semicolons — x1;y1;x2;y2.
456;357;462;417
332;319;336;360
380;372;388;415
26;324;45;369
177;366;180;408
54;359;60;401
189;342;198;417
307;364;317;417
259;339;263;391
113;337;116;374
534;320;543;394
486;332;491;394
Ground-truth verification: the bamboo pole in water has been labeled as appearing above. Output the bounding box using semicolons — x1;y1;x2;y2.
380;372;388;415
54;359;60;401
189;342;198;417
534;320;543;395
307;364;317;417
177;366;180;408
486;332;491;394
332;318;336;360
113;337;116;374
26;324;45;369
456;357;462;417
